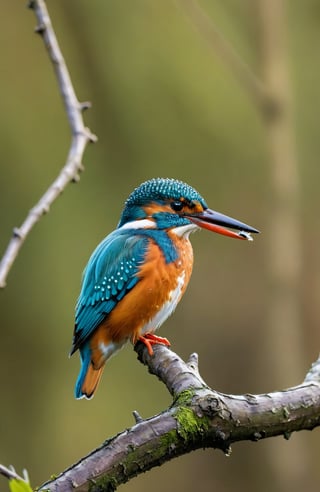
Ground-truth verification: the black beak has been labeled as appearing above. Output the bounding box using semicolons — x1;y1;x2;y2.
187;208;260;241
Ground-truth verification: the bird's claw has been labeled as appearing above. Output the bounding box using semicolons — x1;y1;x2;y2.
138;333;171;356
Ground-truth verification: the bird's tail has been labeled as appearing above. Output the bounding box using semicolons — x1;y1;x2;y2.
74;342;104;399
74;337;126;399
78;364;104;399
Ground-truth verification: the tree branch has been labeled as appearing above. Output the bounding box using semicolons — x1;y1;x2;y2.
0;0;97;288
37;344;320;492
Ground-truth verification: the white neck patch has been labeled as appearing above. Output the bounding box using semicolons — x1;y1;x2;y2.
119;219;156;230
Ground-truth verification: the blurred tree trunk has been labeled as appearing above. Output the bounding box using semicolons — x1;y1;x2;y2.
257;0;311;490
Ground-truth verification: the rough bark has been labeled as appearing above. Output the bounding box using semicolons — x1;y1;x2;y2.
37;344;320;492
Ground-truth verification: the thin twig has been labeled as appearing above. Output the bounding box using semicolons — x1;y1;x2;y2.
0;464;28;482
179;0;271;112
0;0;97;288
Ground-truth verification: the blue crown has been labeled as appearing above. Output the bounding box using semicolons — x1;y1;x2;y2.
118;178;208;226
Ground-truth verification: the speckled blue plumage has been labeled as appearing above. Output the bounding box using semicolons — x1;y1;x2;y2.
118;178;208;227
72;229;179;354
73;179;205;350
72;178;207;398
72;230;147;353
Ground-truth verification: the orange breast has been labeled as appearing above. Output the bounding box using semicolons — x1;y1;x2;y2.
91;233;194;351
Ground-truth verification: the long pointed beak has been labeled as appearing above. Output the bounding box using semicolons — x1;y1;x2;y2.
187;208;260;241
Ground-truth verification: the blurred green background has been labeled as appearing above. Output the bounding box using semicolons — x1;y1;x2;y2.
1;1;320;491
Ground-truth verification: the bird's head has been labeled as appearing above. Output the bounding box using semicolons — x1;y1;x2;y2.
118;178;259;240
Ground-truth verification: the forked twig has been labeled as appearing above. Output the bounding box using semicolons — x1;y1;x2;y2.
0;464;29;483
0;0;97;288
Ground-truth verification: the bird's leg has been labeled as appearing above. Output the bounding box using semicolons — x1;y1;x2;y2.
138;332;171;356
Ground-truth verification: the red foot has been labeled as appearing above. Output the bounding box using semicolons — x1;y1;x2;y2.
138;333;171;356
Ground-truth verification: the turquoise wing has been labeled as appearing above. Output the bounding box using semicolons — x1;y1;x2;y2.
71;229;148;353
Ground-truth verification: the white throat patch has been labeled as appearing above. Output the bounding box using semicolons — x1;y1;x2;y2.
171;223;199;238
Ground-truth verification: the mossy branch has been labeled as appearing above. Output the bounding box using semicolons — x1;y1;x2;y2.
37;345;320;492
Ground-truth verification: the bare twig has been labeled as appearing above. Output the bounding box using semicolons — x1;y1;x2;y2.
0;0;97;288
0;464;29;483
179;0;271;112
37;344;320;492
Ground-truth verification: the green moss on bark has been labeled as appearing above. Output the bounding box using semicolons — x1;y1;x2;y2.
175;406;210;441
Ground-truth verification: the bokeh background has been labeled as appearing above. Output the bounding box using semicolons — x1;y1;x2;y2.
1;1;320;491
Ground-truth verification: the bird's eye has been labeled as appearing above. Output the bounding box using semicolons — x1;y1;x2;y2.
171;201;184;212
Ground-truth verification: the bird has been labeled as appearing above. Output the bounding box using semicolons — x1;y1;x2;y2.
70;177;259;399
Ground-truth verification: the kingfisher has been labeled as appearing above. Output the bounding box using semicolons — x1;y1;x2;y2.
70;178;259;399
